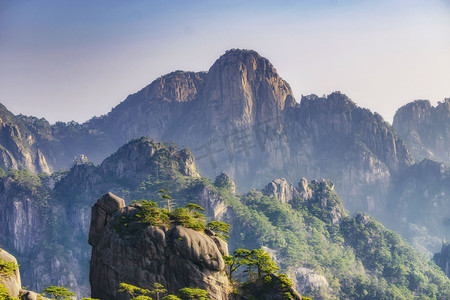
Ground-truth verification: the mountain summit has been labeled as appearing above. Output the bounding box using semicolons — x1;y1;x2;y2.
201;49;295;127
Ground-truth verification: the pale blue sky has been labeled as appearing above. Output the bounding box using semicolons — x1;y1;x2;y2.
1;0;449;123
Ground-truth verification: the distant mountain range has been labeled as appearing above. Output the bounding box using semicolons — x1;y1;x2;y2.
0;49;449;298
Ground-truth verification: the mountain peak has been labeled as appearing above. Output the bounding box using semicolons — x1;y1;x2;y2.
215;48;265;63
202;49;295;127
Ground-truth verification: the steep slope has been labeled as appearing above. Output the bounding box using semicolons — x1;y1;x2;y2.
0;105;51;174
282;93;412;213
434;242;450;278
90;70;207;143
0;168;89;296
1;138;446;299
384;159;450;256
393;99;450;164
216;176;450;299
0;248;51;300
0;104;113;173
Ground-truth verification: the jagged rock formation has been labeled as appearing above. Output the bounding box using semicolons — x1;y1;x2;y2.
263;178;345;224
264;178;299;204
393;99;450;164
434;242;450;277
89;193;230;300
0;105;51;174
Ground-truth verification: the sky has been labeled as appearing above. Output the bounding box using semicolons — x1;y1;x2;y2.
0;0;449;124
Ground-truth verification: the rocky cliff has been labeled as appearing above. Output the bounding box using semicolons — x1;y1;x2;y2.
393;98;450;164
434;242;450;277
88;193;230;300
385;159;450;256
0;248;50;300
0;168;89;296
0;138;211;296
0;105;51;174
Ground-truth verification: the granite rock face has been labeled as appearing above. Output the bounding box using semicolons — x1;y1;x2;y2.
290;267;330;298
0;248;21;298
0;107;51;174
433;242;450;277
89;193;230;300
393;99;450;164
263;178;346;225
0;248;50;300
0;171;89;296
201;49;294;128
263;178;299;204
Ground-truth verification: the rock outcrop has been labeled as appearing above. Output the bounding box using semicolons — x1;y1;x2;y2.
89;193;230;300
290;267;330;298
393;98;450;164
0;248;21;298
264;178;346;225
0;106;51;174
0;248;50;300
263;178;299;204
433;242;450;277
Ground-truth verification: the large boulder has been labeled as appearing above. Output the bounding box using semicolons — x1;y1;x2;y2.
89;193;230;300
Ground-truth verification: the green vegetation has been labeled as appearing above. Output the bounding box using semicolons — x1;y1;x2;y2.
206;178;450;299
119;283;153;300
224;248;279;280
134;200;170;226
118;283;209;300
178;288;209;300
0;259;18;279
0;169;50;207
0;284;9;300
206;221;230;241
161;296;181;300
109;146;450;300
0;284;18;300
125;200;207;231
223;248;299;298
41;286;75;300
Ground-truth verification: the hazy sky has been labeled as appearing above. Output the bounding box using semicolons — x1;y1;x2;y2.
1;0;449;124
